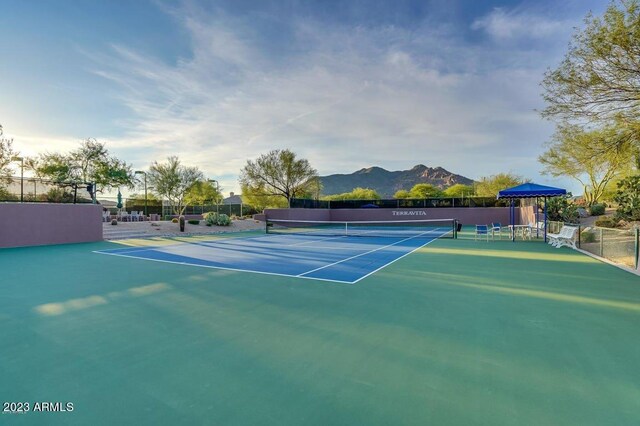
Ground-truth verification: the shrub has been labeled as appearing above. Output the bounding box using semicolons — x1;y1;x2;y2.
164;215;172;221
45;188;74;203
111;219;118;226
547;196;580;223
614;175;640;221
171;218;179;223
589;204;605;216
188;219;200;225
595;216;617;228
581;230;596;243
203;212;231;226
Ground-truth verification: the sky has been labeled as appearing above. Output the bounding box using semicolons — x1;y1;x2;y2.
0;0;610;196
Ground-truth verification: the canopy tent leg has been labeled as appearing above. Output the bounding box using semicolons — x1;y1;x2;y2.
535;197;539;238
544;197;548;243
511;199;515;242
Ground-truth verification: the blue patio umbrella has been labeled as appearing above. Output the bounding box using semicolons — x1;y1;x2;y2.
116;190;123;209
497;183;566;242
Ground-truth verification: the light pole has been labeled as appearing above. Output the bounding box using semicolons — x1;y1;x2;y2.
11;156;24;202
134;171;148;217
209;179;220;214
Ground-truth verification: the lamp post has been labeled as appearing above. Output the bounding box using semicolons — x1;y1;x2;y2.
134;171;148;218
209;179;220;214
11;156;24;202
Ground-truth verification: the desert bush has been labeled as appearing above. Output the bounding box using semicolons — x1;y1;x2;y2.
171;218;179;223
203;212;231;226
547;196;580;223
45;188;74;203
595;216;617;228
589;204;605;216
581;230;596;243
614;175;640;221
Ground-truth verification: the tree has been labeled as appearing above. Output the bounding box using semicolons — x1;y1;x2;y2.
541;1;640;152
148;156;203;215
393;184;445;199
240;183;288;211
443;184;475;197
323;187;381;201
539;124;635;205
0;124;18;183
408;183;443;198
36;139;134;193
393;189;412;199
184;180;222;205
239;149;319;205
475;173;526;197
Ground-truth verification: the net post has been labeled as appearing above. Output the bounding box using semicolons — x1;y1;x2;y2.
453;219;458;239
265;219;269;234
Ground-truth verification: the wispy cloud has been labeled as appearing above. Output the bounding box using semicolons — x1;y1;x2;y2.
471;7;570;41
74;3;573;193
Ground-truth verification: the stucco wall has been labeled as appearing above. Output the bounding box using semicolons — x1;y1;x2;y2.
0;203;103;248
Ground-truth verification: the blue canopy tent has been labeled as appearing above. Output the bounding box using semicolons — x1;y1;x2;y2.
497;183;567;242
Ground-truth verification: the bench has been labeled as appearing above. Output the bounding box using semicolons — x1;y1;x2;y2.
547;225;578;249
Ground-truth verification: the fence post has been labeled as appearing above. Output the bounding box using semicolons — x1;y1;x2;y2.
599;228;604;257
578;225;581;248
635;228;639;270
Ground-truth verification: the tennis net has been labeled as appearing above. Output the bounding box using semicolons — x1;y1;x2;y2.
265;218;457;238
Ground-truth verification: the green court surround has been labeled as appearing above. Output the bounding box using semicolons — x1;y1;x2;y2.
1;234;639;425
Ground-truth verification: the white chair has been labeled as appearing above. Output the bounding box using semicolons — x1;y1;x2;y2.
130;211;140;222
475;224;490;241
490;222;506;239
528;221;545;239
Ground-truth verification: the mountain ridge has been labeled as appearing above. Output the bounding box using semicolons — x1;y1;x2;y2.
319;164;474;198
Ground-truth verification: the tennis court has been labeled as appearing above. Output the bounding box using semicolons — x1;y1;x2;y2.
1;223;640;425
94;219;455;284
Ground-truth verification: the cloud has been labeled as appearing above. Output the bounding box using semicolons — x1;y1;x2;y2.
471;7;570;41
84;3;571;193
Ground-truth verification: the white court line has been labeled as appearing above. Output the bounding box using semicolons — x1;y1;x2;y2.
279;228;444;247
288;234;350;246
297;230;442;277
95;228;450;284
94;251;356;285
352;232;444;283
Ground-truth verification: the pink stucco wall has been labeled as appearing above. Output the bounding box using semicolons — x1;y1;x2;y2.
263;207;533;226
0;203;103;248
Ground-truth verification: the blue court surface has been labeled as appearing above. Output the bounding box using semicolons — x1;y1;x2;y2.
95;229;450;284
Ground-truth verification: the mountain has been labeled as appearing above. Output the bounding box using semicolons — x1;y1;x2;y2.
319;164;474;198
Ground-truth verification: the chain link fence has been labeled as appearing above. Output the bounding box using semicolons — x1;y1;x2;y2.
289;197;519;209
548;220;639;271
0;176;94;203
